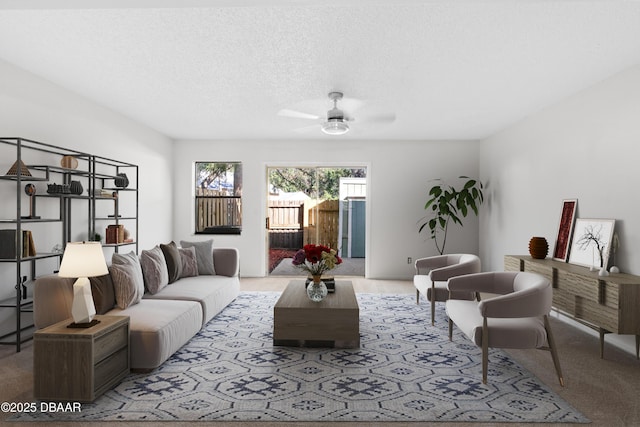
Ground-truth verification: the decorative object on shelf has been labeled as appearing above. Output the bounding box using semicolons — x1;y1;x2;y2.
93;188;117;198
47;183;71;194
568;218;615;270
0;229;36;258
22;183;40;219
106;224;125;244
528;236;549;259
114;173;129;188
552;199;577;262
609;233;620;274
60;155;78;169
21;275;28;300
69;180;83;195
418;176;484;255
5;159;32;177
292;244;342;302
58;241;108;327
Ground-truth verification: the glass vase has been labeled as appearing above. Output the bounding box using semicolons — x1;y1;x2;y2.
307;276;328;302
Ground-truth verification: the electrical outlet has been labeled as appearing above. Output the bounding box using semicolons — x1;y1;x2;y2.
407;257;412;264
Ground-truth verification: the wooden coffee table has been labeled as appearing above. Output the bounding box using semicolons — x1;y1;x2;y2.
273;280;360;348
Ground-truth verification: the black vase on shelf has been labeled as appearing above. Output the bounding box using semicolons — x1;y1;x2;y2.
70;180;83;195
114;173;129;188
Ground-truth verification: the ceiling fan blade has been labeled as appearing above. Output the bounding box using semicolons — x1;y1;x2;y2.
277;108;321;120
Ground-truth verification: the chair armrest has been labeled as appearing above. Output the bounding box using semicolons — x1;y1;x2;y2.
414;255;449;274
447;271;518;294
213;247;240;277
478;283;550;318
430;260;479;281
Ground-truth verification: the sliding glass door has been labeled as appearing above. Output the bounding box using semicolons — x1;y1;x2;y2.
267;166;366;276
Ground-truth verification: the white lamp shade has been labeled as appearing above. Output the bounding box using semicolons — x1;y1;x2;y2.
59;242;108;278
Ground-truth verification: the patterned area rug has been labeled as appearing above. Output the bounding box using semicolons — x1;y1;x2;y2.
14;292;588;423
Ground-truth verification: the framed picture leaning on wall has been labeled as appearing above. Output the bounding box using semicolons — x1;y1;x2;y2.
552;199;577;262
568;218;615;269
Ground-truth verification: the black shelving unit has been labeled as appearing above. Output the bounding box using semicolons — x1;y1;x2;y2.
0;137;138;352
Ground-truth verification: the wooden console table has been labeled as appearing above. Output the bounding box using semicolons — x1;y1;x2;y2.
505;255;640;359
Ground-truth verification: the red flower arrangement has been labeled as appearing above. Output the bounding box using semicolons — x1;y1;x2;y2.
292;244;342;276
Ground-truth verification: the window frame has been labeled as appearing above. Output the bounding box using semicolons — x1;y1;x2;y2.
194;161;242;235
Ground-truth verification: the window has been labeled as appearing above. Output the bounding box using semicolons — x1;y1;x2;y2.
195;162;242;234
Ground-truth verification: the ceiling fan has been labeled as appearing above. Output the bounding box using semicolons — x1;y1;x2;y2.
278;91;395;136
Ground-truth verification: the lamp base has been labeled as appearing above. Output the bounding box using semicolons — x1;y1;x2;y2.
67;319;101;329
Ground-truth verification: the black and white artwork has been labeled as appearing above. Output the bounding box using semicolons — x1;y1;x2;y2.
568;218;615;269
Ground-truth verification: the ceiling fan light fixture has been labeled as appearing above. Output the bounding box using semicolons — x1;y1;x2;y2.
321;119;350;135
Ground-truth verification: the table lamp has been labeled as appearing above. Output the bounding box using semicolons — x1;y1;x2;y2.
58;241;108;327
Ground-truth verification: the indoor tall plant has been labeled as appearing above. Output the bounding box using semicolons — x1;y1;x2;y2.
418;176;484;255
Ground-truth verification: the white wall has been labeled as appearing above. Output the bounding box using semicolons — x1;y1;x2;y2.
173;139;480;278
0;59;174;331
479;64;640;355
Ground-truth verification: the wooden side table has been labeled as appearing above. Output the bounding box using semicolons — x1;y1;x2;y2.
34;315;130;402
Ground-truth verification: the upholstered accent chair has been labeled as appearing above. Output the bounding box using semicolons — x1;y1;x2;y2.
413;254;481;325
446;271;564;386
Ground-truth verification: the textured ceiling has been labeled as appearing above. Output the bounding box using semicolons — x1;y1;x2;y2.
0;1;639;140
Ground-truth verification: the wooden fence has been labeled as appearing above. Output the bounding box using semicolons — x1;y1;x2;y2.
268;200;303;249
267;199;339;250
196;188;241;232
305;199;339;249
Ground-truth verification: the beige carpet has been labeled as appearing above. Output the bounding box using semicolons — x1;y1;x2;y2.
1;276;639;426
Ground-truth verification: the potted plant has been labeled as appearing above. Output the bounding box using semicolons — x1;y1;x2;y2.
418;176;484;255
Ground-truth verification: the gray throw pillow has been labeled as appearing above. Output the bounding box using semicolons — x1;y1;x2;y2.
111;251;145;301
179;246;199;278
140;246;169;294
160;241;182;283
109;262;144;309
180;239;215;275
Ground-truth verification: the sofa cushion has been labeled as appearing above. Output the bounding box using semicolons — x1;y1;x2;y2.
140;246;169;294
180;239;215;275
143;275;240;325
107;299;203;370
110;262;144;309
179;246;198;278
89;274;115;314
160;241;182;283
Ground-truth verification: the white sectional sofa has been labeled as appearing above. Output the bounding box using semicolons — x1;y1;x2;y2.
34;246;240;371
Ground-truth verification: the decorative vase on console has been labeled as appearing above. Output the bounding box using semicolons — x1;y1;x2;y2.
528;237;549;259
292;244;342;302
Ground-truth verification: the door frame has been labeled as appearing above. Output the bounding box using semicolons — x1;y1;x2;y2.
265;162;370;277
